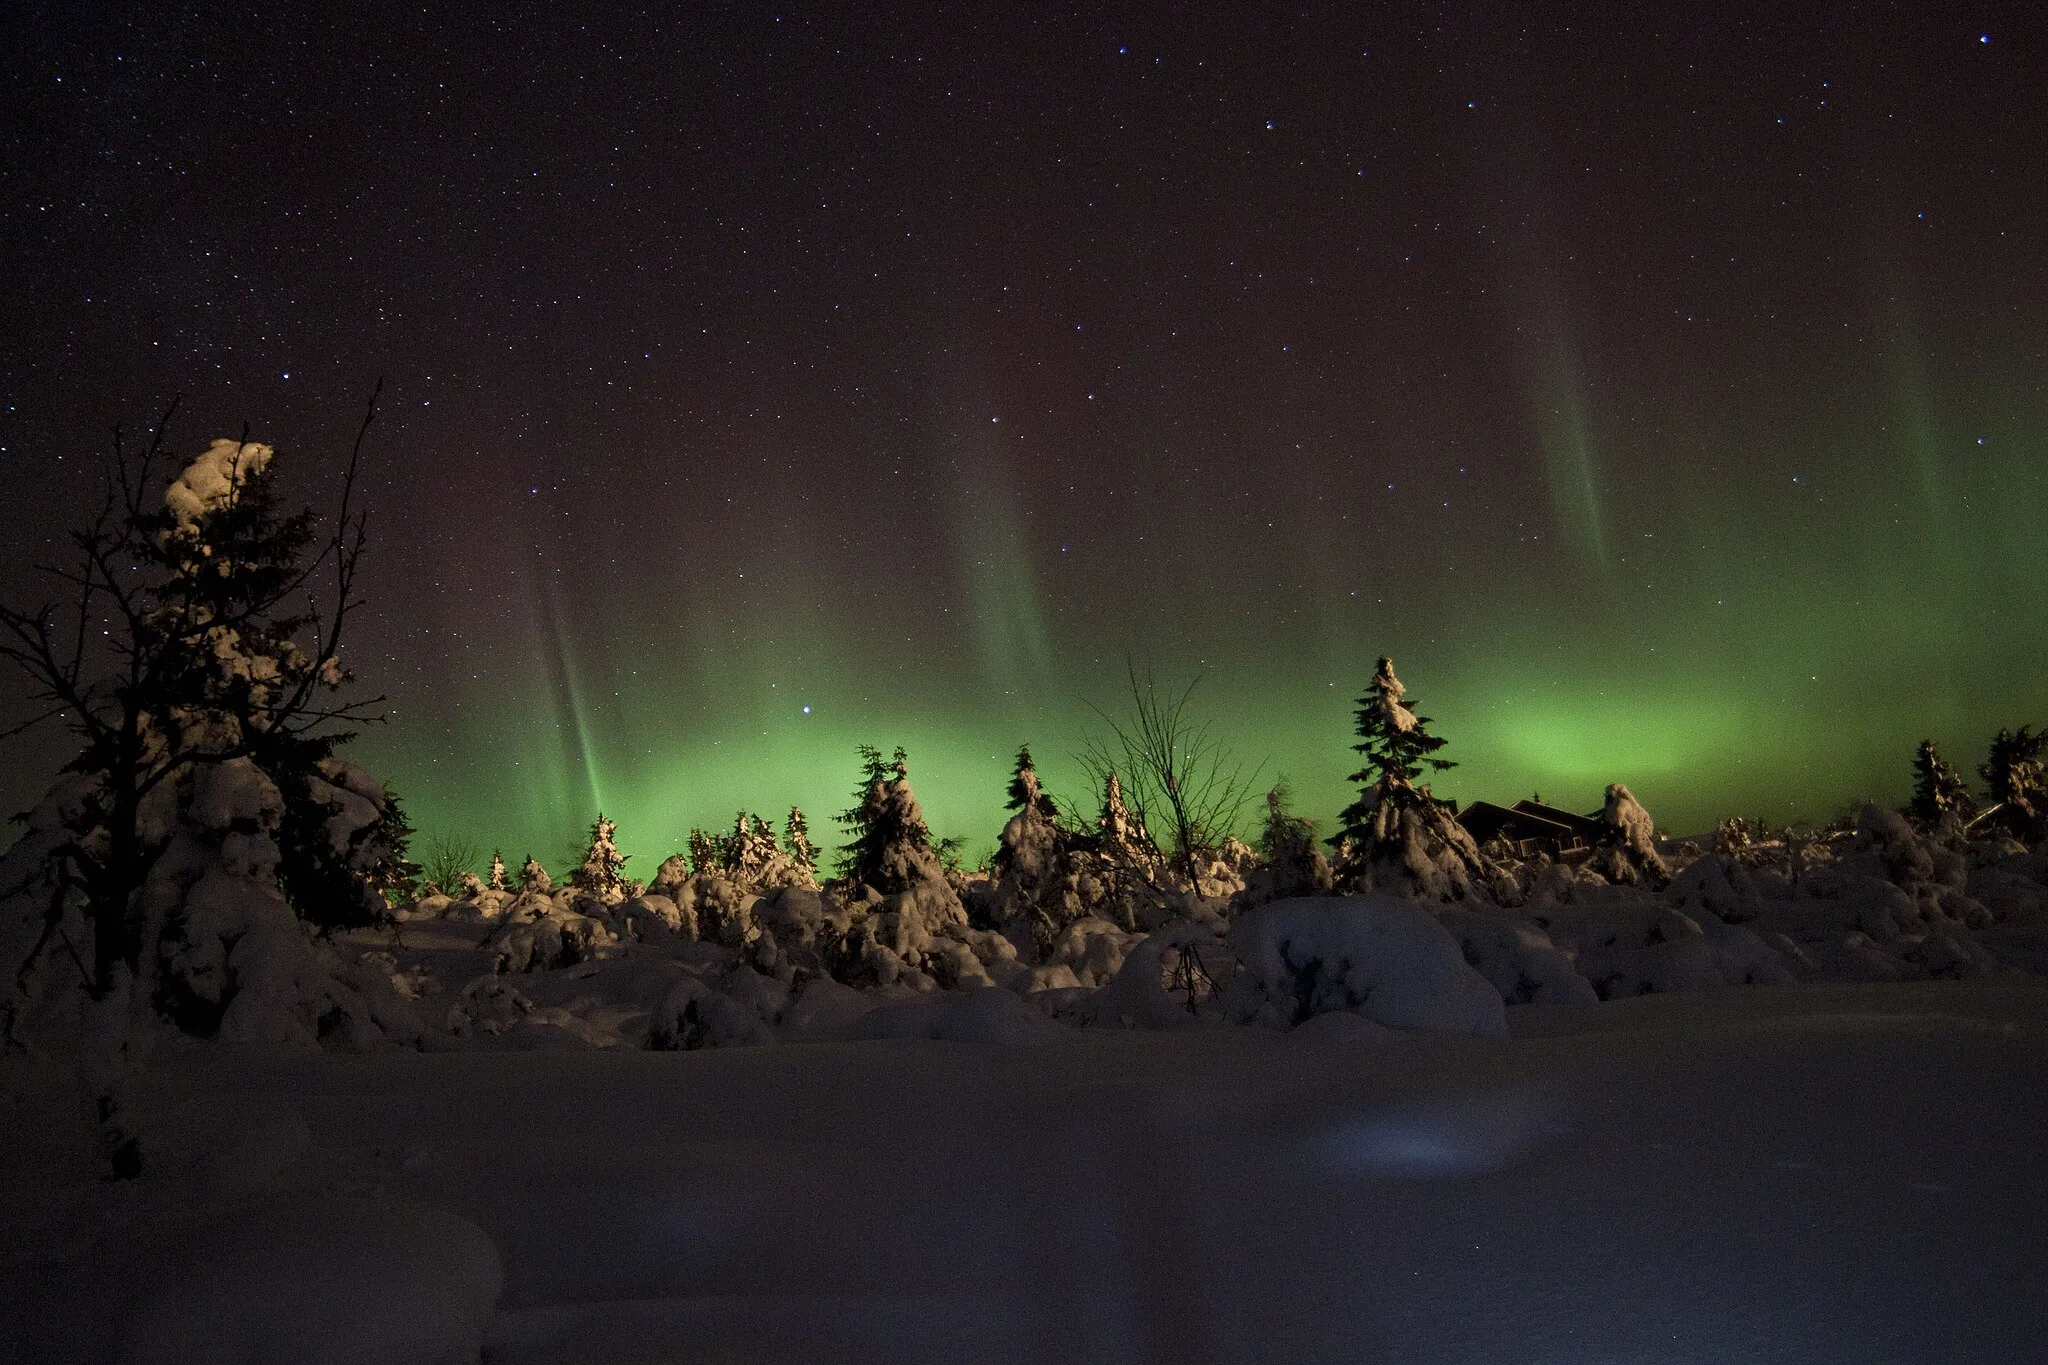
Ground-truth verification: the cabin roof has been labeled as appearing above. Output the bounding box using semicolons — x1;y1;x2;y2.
1457;798;1605;846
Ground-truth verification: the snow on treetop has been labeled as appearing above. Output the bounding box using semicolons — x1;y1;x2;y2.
1373;656;1419;734
165;438;274;527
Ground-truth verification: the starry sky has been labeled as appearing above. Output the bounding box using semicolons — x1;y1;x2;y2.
3;2;2045;868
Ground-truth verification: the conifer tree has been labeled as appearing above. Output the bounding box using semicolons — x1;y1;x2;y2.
1980;727;2048;839
487;850;508;892
1329;656;1456;851
784;806;817;875
1909;740;1976;825
571;813;629;900
722;810;781;883
1097;771;1150;856
687;828;720;876
1258;784;1318;866
1005;745;1059;819
518;854;553;894
835;745;943;891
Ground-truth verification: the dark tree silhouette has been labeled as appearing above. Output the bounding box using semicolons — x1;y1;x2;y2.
1908;739;1977;826
0;397;392;1000
1980;727;2047;840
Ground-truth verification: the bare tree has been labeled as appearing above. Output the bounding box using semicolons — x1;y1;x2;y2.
0;392;386;1002
1082;661;1260;889
419;831;482;895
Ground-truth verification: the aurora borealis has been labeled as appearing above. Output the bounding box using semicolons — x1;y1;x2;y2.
3;4;2045;868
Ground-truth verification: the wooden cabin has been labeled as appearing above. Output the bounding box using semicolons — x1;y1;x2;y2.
1458;798;1607;859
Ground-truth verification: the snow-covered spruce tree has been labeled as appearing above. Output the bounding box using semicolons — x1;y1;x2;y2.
1326;656;1488;900
518;854;553;893
1254;784;1333;899
715;810;814;892
1980;727;2048;841
487;850;508;892
0;407;404;1002
1589;782;1669;887
989;747;1067;925
1096;770;1152;860
784;806;818;877
570;813;630;902
687;828;721;876
1909;739;1977;827
723;811;776;882
1005;745;1060;821
835;745;948;893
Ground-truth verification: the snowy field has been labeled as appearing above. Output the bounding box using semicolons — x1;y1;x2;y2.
5;976;2044;1365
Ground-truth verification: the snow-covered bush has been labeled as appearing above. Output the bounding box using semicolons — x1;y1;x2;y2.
484;902;618;974
1435;906;1598;1006
646;975;774;1049
1224;895;1508;1035
1047;916;1136;988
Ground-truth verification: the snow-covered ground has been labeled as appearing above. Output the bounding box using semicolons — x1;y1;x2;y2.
5;976;2044;1364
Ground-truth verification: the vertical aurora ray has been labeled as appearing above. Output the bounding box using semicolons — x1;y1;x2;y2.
536;568;606;821
941;395;1054;701
1528;283;1610;572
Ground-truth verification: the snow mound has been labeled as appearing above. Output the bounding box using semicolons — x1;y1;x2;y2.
1435;907;1599;1006
119;1195;501;1365
1225;895;1507;1035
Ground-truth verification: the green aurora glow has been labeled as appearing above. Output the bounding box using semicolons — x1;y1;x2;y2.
358;379;2048;874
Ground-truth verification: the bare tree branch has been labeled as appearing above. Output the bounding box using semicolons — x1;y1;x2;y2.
1082;660;1261;889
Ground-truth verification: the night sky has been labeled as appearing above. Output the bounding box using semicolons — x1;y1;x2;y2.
4;3;2045;868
